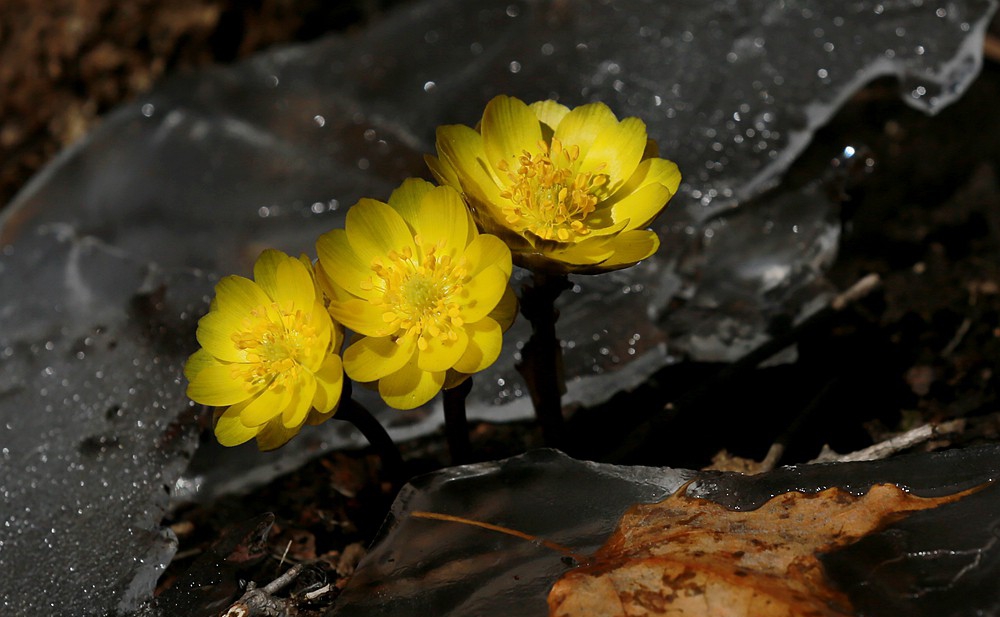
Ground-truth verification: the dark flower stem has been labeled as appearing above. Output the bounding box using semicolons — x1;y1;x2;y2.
336;380;407;484
442;377;474;465
516;271;571;449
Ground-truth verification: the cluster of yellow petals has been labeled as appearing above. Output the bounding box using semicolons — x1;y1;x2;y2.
427;94;681;273
316;179;516;410
184;250;344;450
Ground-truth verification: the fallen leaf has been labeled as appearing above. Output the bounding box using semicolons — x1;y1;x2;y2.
548;482;981;617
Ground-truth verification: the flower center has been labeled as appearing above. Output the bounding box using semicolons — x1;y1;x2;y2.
497;137;608;242
231;303;315;391
362;237;469;350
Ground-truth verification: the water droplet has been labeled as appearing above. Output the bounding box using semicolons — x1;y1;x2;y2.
313;115;326;127
140;104;155;117
423;81;437;92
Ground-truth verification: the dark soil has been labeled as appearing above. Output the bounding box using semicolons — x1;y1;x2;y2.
6;5;1000;616
0;0;407;209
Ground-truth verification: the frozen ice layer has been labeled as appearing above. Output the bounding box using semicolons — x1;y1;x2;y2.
333;447;1000;617
0;0;996;614
335;449;693;617
0;235;204;614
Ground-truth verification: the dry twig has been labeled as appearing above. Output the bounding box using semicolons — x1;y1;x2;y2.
809;419;966;464
222;563;304;617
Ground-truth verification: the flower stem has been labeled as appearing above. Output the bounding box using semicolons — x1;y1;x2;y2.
336;380;407;484
442;377;474;465
516;272;571;448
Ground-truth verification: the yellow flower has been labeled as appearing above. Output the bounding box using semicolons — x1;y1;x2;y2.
184;249;345;450
315;178;516;410
426;94;681;273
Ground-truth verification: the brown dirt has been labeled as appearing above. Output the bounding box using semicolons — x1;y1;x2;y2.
0;0;399;209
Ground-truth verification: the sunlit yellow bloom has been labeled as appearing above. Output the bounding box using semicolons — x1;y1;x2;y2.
184;249;344;450
316;178;516;410
427;94;681;273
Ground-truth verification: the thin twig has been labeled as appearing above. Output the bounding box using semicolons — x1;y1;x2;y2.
411;510;588;565
809;419;966;464
277;540;292;569
262;563;304;595
942;317;972;357
222;564;304;617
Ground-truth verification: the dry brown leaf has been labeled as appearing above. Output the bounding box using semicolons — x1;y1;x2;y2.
548;482;981;617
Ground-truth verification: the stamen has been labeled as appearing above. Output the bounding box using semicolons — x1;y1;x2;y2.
367;236;471;345
497;137;608;242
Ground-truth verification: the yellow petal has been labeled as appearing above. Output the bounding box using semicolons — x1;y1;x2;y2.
305;407;337;426
452;318;503;374
184;347;219;382
255;419;301;451
412;186;473;257
327;297;396;337
316;229;377;300
457;263;509;323
287;302;331;374
554;102;619;158
379;357;445;410
578;216;631;238
214;402;260;447
187;363;257;406
311;354;343;414
443;370;471;390
609;182;673;231
530;99;571;134
252;249;286;301
525;238;616;272
282;372;317;429
425;152;461;190
462;234;512;279
435;124;507;208
195;311;248;363
239;385;291;427
346;199;416;267
417;326;469;373
270;254;316;310
593;229;661;271
343;334;417;382
487;284;518;332
388;177;436;225
213;275;272;319
604;157;681;209
481;95;544;177
579;116;648;192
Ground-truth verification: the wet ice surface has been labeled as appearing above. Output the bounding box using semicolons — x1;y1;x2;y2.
0;0;996;614
335;447;1000;617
